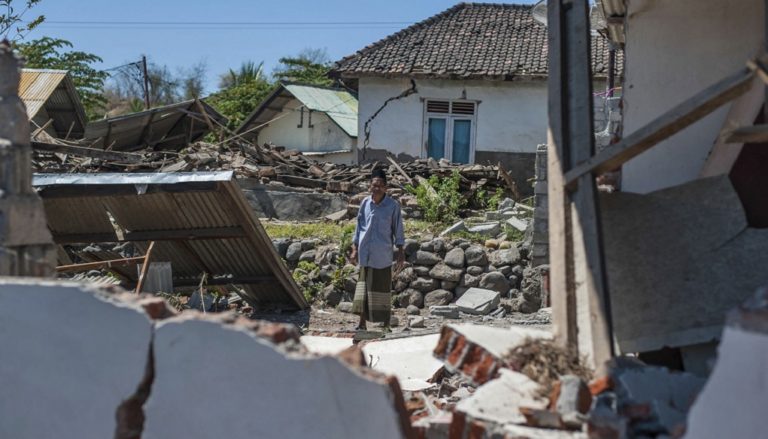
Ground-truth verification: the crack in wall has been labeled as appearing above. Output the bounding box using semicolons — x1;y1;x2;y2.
115;335;155;439
361;79;418;161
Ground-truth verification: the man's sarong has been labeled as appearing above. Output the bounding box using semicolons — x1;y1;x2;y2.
352;265;392;323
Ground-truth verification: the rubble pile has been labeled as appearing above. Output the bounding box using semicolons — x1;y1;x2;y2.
31;140;514;198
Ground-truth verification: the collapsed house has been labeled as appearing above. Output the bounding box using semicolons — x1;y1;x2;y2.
21;68;87;140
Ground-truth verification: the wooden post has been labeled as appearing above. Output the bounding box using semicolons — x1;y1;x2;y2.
134;241;156;294
547;0;614;371
0;42;56;277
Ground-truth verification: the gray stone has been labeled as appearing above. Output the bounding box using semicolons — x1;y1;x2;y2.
441;280;458;290
396;292;411;308
410;277;439;293
466;265;485;276
318;266;333;283
444;248;466;268
406;289;424;308
511;264;524;277
495;265;512;276
413;265;430;277
498;198;515;210
299;250;316;263
432;238;447;254
301;239;318;251
419;241;435;252
465;246;488;266
408;316;426;328
272;238;290;258
508;275;520;289
415;250;441;266
393;279;408;293
440;220;467;237
404;239;420;256
461;273;481;288
468;222;501;236
395;267;416;283
480;272;511;295
430;305;460;319
406;305;420;315
389;316;400;327
321;285;342;307
343;276;358;295
489;248;521;267
506;217;528;232
424;289;454;307
285;242;303;262
337;302;354;313
455;288;501;315
429;263;463;282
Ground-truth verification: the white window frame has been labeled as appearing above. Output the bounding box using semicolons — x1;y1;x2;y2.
421;99;478;164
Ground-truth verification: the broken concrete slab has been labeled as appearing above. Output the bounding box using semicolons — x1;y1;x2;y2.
145;314;410;439
433;324;551;385
454;369;548;429
439;220;467;237
506;216;529;232
238;179;349;220
468;222;501;236
363;333;443;391
600;176;768;352
430;305;460;319
300;335;354;355
455;287;501;315
684;286;768;439
0;280;152;439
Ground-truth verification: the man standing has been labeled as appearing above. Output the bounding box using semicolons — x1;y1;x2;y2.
350;168;405;331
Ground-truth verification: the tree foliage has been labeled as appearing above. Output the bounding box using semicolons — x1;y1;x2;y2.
0;0;44;41
206;78;274;130
16;37;107;120
273;48;333;86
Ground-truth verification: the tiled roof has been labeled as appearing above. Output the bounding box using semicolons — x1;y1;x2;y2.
332;2;617;80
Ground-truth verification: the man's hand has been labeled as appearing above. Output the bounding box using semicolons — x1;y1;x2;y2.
395;247;405;273
349;245;358;266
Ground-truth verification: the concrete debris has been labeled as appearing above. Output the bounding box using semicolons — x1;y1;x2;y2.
455;287;501;315
439;220;468;237
430;305;460;319
684;285;768;439
507;216;529;232
468;222;501;236
362;333;443;392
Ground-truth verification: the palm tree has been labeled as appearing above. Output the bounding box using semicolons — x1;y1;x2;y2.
219;61;265;89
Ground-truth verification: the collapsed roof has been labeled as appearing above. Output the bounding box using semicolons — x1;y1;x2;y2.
20;69;87;139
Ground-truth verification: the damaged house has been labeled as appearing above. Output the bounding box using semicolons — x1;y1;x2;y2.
235;82;358;165
331;2;616;193
20;68;87;140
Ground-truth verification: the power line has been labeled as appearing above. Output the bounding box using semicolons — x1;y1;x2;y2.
43;20;413;25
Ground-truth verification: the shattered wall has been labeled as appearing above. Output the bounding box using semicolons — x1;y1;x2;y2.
0;279;411;439
620;0;763;193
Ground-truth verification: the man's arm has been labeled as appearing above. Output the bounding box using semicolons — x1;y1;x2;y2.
350;199;366;265
393;203;406;272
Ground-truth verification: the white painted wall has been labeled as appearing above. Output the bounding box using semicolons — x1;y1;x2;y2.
258;97;355;163
621;0;763;193
357;77;548;160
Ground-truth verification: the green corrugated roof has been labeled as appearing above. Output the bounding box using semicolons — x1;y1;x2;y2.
284;84;358;137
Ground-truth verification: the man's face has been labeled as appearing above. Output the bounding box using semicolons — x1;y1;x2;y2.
370;177;387;198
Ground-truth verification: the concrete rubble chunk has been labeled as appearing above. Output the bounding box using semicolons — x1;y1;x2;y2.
430;305;460;319
468;222;501;236
684;286;768;439
363;333;442;392
434;324;551;386
455;287;501;315
0;280;152;439
145;314;411;439
507;216;529;232
453;369;547;431
439;220;467;237
324;208;348;221
409;316;426;328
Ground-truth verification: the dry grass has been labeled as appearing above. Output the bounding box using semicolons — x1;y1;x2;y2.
505;338;593;396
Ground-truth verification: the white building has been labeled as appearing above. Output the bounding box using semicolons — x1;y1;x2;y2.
235;83;358;165
332;3;614;193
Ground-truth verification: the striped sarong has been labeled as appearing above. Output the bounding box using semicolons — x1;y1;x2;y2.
352;266;392;323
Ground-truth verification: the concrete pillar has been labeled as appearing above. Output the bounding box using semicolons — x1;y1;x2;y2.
0;42;55;276
531;144;549;267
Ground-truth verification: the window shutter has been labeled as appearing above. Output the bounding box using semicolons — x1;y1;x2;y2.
451;101;476;115
426;100;450;114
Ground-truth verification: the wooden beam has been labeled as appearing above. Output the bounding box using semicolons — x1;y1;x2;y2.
135;241;156;294
56;255;146;273
722;123;768;144
53;226;247;244
386;155;413;186
564;66;756;188
31;141;145;164
700;76;764;177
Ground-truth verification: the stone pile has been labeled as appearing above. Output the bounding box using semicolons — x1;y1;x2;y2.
272;234;546;316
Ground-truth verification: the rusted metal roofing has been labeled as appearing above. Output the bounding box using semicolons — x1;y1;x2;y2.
84;99;227;151
20;69;87;139
33;171;307;310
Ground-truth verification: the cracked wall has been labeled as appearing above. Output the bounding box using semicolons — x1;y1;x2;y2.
0;280;412;439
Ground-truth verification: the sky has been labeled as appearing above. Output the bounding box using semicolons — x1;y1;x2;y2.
20;0;539;94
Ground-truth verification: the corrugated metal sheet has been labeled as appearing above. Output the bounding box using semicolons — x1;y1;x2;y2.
33;171;307;310
285;84;358;137
597;0;625;45
20;69;87;139
236;83;358;139
84;99;227;151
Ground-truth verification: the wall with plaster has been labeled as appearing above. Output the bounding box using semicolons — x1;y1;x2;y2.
357;77;548;161
620;0;763;193
258;97;355;163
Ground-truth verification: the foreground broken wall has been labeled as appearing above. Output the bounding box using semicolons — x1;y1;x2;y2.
0;280;410;439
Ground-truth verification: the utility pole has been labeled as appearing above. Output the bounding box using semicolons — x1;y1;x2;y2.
142;55;150;110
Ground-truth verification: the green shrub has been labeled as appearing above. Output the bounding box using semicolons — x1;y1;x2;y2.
406;170;466;224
